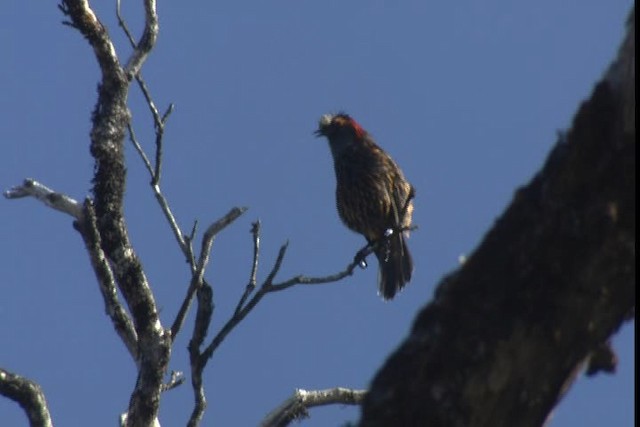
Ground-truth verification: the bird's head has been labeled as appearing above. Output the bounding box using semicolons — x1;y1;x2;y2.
315;112;366;139
315;113;367;156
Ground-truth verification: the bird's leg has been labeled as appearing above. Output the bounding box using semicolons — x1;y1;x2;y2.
354;241;377;269
356;231;394;268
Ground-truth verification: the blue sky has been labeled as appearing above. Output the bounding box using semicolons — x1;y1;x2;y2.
1;2;634;426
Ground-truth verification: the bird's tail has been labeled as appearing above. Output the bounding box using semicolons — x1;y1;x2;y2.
375;231;413;300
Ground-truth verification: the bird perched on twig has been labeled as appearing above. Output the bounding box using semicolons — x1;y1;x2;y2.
315;112;415;300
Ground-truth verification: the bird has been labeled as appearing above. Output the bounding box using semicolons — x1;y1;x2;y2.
315;112;415;300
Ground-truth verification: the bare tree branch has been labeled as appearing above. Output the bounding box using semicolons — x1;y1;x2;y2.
269;242;375;293
200;241;290;365
3;180;140;360
186;283;214;427
77;198;139;360
195;236;377;369
115;4;254;423
127;122;190;257
161;370;185;392
59;1;170;425
119;0;181;255
118;4;185;263
170;207;248;338
262;388;367;427
117;0;174;186
0;368;53;427
59;0;121;81
4;178;83;219
123;0;158;78
112;1;388;419
9;1;381;426
196;207;250;283
115;0;136;46
234;220;262;316
180;237;379;426
127;122;154;176
185;240;289;426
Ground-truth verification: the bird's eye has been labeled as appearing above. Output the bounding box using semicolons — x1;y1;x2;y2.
333;117;348;127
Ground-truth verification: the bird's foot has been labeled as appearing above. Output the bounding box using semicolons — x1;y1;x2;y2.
354;244;374;269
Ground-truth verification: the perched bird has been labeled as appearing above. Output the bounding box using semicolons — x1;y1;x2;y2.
315;113;414;299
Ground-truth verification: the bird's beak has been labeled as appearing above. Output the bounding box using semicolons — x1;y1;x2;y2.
314;114;333;137
314;128;324;137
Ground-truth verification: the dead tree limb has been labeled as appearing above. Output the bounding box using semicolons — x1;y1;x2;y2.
0;368;53;427
58;1;169;425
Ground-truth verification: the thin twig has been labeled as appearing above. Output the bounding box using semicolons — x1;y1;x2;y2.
128;119;186;258
117;0;170;135
202;239;373;361
184;220;199;267
127;123;154;176
152;104;174;185
249;221;261;287
161;104;174;123
171;207;247;338
125;82;180;253
161;370;185;392
152;182;189;251
188;220;198;242
128;124;189;257
118;0;173;186
201;242;289;362
194;207;249;290
269;242;375;293
185;238;377;424
115;0;135;47
234;220;262;316
129;78;173;185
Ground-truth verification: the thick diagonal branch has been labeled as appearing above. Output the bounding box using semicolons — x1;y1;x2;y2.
360;9;635;427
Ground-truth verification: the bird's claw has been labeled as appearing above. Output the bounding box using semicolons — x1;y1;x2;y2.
354;246;372;269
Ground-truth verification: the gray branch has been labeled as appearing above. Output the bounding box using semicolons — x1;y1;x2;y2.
60;1;170;425
171;207;248;338
4;178;83;219
123;0;158;78
77;199;139;360
262;388;367;427
0;368;53;427
3;180;139;360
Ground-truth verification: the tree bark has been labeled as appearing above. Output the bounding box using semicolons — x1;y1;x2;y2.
360;8;635;427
